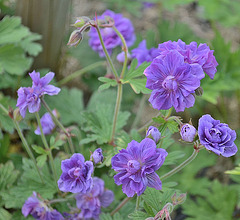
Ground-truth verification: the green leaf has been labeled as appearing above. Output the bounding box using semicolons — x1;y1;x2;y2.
36;155;47;168
124;60;150;80
45;88;84;126
100;213;113;220
129;78;151;94
225;164;240;175
143;201;155;217
32;145;47;155
113;213;123;220
0;161;19;191
0;208;11;220
0;16;29;45
163;151;186;165
128;211;149;220
165;120;179;133
0;44;32;75
19;33;42;56
98;77;118;91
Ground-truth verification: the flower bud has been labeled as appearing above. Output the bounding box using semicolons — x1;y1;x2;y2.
180;123;196;142
146;126;161;143
91;148;103;164
73;16;91;28
195;86;203;96
171;192;187;205
13;108;23;122
67;30;83;47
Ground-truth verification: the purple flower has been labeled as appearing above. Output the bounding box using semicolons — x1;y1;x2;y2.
158;39;218;79
180;124;196;142
89;10;136;57
58;153;94;193
35;110;57;135
116;51;131;63
111;138;168;197
91;148;104;164
198;114;238;157
146;126;161;143
75;177;114;220
16;71;60;118
144;50;201;112
22;192;63;220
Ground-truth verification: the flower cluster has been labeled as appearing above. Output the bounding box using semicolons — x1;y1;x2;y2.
22;192;63;220
144;40;218;112
198;114;238;157
117;40;159;66
111;138;168;197
75;177;114;219
35;110;57;135
89;10;136;57
16;71;60;118
58;153;94;193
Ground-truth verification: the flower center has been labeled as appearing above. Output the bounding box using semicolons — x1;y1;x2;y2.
73;167;81;178
162;76;178;91
209;128;221;142
127;160;141;173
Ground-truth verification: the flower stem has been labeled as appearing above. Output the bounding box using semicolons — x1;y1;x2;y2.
41;98;75;154
95;25;118;79
0;104;44;183
35;112;58;188
14;120;45;184
110;197;132;216
58;61;105;86
135;196;141;211
160;148;200;181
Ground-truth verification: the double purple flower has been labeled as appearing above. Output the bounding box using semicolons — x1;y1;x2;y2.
58;153;94;193
198;114;238;157
89;10;136;57
75;177;114;220
111;138;168;197
16;71;60;118
22;192;63;220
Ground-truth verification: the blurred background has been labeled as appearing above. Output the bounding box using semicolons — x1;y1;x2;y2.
0;0;240;219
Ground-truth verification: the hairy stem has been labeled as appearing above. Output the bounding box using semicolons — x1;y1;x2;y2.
41;98;75;154
135;196;141;211
35;112;58;188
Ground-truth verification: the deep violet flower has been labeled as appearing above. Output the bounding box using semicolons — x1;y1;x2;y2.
111;138;168;197
22;192;64;220
58;153;94;193
75;177;114;220
91;148;104;164
146;126;161;143
198;114;238;157
89;10;136;57
35;110;57;135
144;50;201;112
180;124;197;142
16;71;60;118
158;39;218;79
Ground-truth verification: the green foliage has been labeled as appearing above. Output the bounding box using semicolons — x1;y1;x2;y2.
45;87;84;126
121;59;151;94
98;77;118;91
0;16;42;76
225;164;240;175
182;180;237;220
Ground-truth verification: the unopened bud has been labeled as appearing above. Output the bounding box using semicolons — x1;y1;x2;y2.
13;108;23;122
195;86;203;96
171;192;187;205
180;123;196;142
73;16;91;28
67;30;83;47
91;148;103;164
146;126;161;143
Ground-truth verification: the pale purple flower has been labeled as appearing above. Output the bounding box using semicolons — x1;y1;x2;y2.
91;148;104;164
58;153;94;193
144;50;201;112
180;124;196;142
111;138;168;197
35;110;57;135
16;71;60;118
89;10;136;57
116;51;131;63
146;126;161;143
158;39;218;79
75;177;114;220
22;192;63;220
198;114;238;157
